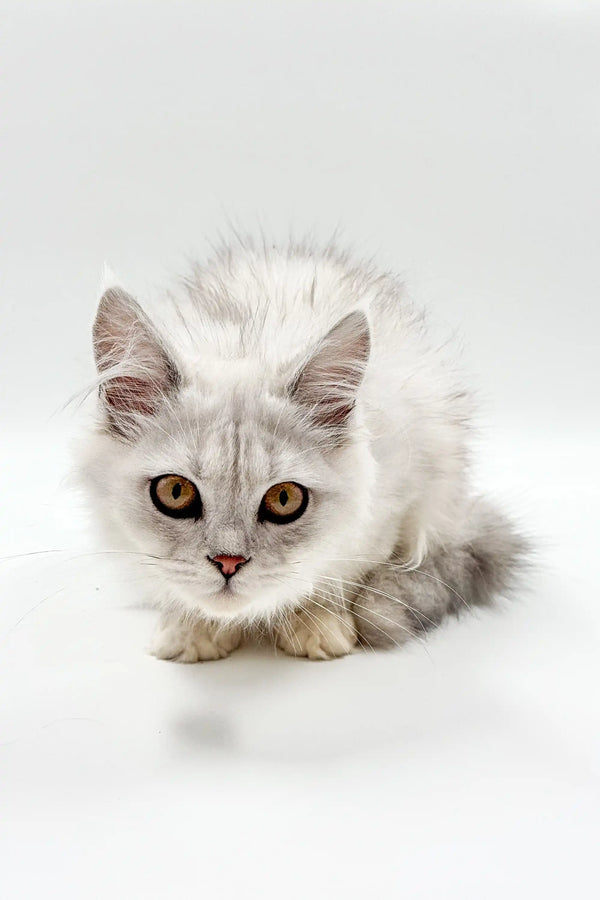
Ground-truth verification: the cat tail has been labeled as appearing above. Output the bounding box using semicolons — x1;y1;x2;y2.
352;497;531;649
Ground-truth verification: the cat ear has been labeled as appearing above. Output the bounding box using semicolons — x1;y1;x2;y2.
93;286;180;426
289;310;370;430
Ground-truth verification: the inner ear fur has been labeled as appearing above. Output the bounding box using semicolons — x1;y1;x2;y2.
93;286;180;425
288;310;371;429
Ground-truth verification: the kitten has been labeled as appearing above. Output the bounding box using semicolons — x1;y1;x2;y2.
81;238;525;662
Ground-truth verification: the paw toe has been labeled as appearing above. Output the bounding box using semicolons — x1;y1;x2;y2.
150;620;242;664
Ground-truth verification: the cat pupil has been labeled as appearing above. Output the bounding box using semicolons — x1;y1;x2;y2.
279;489;288;507
172;482;182;500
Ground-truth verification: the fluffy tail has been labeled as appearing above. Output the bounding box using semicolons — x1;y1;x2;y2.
352;498;529;649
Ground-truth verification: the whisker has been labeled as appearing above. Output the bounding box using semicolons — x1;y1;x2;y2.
309;581;421;650
1;588;65;645
0;548;193;567
317;574;439;631
308;587;403;653
278;573;424;640
409;569;472;613
272;576;333;654
299;602;339;651
278;571;424;651
314;555;473;613
271;574;354;656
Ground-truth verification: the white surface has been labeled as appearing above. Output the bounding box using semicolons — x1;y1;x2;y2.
1;433;598;898
2;0;599;897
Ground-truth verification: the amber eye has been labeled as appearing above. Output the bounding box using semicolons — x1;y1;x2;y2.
150;474;202;519
259;481;308;524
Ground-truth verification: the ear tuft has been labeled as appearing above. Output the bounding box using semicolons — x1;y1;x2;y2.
100;263;121;294
93;287;180;429
289;310;370;431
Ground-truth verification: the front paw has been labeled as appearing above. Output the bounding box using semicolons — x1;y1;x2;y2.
150;615;242;663
276;603;357;660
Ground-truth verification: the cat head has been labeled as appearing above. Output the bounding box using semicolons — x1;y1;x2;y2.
84;286;373;623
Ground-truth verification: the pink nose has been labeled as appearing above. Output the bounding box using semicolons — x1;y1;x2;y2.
210;555;248;577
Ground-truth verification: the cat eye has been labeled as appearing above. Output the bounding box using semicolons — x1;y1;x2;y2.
259;481;308;524
150;474;202;519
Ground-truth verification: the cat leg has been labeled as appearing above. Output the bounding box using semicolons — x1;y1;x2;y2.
353;498;527;649
150;612;242;663
275;601;358;660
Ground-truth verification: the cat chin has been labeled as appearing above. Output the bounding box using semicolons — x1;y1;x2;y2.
169;580;302;624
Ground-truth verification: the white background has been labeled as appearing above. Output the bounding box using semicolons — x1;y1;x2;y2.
1;1;598;897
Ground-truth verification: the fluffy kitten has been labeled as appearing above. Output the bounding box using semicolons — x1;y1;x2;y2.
81;238;525;662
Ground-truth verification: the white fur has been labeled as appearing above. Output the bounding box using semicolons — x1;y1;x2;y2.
150;615;242;663
81;239;471;660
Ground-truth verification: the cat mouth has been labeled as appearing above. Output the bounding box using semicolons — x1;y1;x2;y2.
209;578;250;605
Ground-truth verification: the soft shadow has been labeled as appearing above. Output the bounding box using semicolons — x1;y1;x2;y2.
160;641;429;763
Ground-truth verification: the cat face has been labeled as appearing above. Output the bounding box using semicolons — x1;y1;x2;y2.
85;287;371;623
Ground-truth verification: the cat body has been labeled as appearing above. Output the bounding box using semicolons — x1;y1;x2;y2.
82;239;524;661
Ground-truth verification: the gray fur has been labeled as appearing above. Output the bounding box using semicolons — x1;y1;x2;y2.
352;498;528;649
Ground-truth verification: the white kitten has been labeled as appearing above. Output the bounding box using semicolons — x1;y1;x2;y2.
80;238;525;661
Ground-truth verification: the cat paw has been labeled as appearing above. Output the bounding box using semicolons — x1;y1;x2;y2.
276;603;357;660
150;616;242;663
